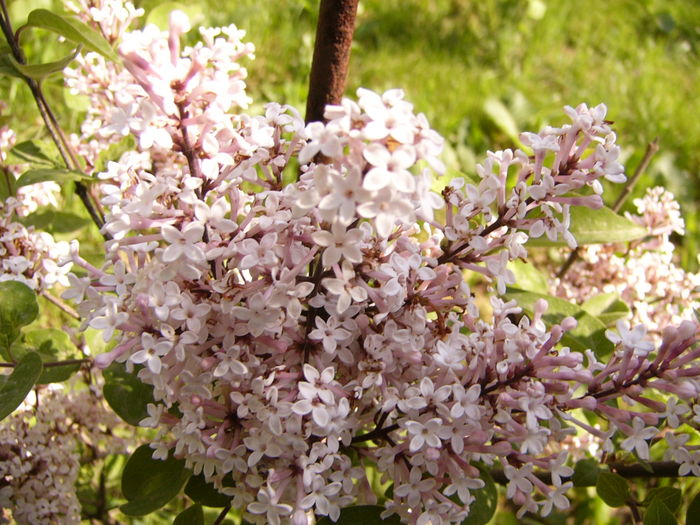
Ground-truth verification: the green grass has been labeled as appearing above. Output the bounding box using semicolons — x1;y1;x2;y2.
191;0;700;268
3;0;699;269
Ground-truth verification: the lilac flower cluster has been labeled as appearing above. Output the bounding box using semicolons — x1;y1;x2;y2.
0;199;72;293
554;186;700;339
0;386;126;525
55;4;700;524
0;125;72;291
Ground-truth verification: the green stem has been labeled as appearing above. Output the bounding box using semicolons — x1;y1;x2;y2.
0;358;90;368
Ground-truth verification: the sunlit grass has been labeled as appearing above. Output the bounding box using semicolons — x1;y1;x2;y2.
5;0;698;272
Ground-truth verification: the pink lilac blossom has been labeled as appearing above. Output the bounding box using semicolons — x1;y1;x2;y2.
553;186;700;339
55;4;700;524
0;197;72;291
0;386;127;525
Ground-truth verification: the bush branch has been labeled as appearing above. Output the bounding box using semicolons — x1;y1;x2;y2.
490;461;684;486
305;0;359;124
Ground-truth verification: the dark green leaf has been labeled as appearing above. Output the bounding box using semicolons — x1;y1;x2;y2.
504;288;613;355
7;140;57;166
21;329;81;383
16;168;92;187
316;505;402;525
0;168;12;200
0;280;39;352
19;208;90;234
581;293;630;327
0;351;43;420
174;504;204;525
0;54;23;79
686;491;700;525
103;362;155;425
596;471;630;508
6;46;81;80
25;9;119;62
461;467;498;525
185;473;232;508
644;487;681;511
656;12;676;33
572;458;600;487
644;498;677;525
120;444;190;516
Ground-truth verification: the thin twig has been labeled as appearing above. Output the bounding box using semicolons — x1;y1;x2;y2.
212;504;231;525
40;290;81;320
490;461;684;486
612;138;660;213
0;358;90;368
557;139;660;280
0;0;108;235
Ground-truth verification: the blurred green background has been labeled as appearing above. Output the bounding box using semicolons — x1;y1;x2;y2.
184;0;700;269
5;0;700;269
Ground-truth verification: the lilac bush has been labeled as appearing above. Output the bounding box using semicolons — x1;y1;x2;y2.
1;1;699;524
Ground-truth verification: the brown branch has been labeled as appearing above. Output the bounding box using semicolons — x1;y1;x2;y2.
305;0;359;124
351;422;399;444
40;290;80;320
490;461;684;486
212;504;231;525
612;138;660;213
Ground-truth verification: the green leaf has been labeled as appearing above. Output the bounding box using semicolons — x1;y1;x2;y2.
483;98;519;143
93;134;136;174
572;458;600;487
25;9;119;62
527;206;647;246
0;351;43;421
21;329;81;383
461;467;498;525
16;168;92;187
0;169;12;200
7;140;57;166
316;505;402;525
120;445;190;516
644;498;677;525
644;487;681;511
6;46;81;80
103;362;155;425
19;208;90;234
0;54;23;79
0;281;39;352
581;293;630;327
174;504;204;525
596;471;630;508
504;288;614;355
686;491;700;525
507;260;549;293
569;206;647;245
185;473;232;508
